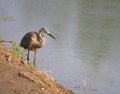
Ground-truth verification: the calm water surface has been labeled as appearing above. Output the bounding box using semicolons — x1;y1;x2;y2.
0;0;120;94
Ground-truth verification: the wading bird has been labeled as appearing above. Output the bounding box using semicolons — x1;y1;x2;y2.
20;28;56;67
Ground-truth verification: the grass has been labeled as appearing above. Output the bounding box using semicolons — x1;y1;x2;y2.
0;38;36;70
12;42;26;61
12;42;36;70
28;61;36;70
0;39;25;61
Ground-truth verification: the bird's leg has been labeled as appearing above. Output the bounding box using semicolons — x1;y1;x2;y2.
33;49;38;67
27;50;30;61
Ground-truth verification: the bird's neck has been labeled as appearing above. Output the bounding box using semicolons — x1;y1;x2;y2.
39;33;46;47
39;33;44;39
39;33;46;42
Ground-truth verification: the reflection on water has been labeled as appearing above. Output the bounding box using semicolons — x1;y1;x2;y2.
1;0;120;94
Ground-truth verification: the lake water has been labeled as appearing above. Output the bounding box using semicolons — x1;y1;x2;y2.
0;0;120;94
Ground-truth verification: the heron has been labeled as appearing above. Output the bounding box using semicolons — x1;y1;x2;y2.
20;28;56;67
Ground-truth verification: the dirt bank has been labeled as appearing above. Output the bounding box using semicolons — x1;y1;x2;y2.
0;43;74;94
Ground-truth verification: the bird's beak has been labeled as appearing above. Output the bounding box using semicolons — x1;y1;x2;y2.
48;33;56;39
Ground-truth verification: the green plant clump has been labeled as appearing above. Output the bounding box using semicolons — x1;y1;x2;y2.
12;42;36;70
12;42;25;61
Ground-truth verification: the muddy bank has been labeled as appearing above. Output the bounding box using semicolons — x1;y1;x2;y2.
0;43;74;94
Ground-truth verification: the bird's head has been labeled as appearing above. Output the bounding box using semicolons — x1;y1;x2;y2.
39;28;56;39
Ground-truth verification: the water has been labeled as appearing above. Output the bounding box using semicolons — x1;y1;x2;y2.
0;0;120;94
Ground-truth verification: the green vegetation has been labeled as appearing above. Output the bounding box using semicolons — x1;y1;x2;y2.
28;61;36;70
12;42;36;70
0;39;26;61
12;42;26;61
0;39;36;70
